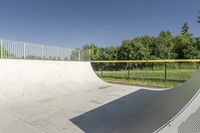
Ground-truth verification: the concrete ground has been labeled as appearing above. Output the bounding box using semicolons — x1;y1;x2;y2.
0;83;147;133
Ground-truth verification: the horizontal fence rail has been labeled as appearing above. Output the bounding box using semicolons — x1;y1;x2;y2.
91;59;200;63
0;39;90;61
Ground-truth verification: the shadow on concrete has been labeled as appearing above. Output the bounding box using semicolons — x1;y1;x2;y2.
71;67;200;133
71;89;162;133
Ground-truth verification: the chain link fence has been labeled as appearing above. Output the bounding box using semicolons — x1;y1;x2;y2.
92;61;199;88
0;39;90;61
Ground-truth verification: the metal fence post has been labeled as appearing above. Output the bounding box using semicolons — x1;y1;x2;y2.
127;63;131;79
164;63;167;81
69;49;71;61
101;67;103;77
0;40;2;58
56;47;58;60
41;45;43;60
23;43;26;59
78;49;81;61
88;49;91;61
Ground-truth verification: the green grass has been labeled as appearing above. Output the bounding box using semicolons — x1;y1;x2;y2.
95;69;197;88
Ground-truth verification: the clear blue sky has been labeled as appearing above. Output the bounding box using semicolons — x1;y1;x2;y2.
0;0;199;48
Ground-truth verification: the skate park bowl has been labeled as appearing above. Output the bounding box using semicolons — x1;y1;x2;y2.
0;40;200;133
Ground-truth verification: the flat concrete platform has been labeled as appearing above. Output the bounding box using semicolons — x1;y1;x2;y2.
0;83;145;133
0;59;200;133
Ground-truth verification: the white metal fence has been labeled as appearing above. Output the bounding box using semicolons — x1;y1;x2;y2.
0;39;90;61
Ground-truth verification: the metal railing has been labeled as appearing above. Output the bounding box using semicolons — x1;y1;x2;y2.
0;39;90;61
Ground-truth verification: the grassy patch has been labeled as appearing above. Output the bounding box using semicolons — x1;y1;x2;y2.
95;69;197;88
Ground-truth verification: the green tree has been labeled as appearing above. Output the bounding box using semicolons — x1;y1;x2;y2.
83;43;99;60
0;47;14;58
117;39;150;60
181;22;191;35
196;37;200;49
174;34;199;59
153;31;175;59
97;47;119;70
117;39;151;69
97;47;117;60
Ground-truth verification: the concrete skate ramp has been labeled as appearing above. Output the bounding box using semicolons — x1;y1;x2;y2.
71;66;200;132
0;59;107;98
0;59;200;133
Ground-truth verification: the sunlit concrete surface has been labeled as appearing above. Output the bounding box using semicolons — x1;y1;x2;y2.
0;59;200;133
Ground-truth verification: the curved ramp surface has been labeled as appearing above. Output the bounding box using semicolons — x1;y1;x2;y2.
71;65;200;132
0;59;106;98
0;59;200;133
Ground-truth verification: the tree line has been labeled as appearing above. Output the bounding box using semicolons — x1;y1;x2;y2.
84;12;200;70
86;23;199;61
